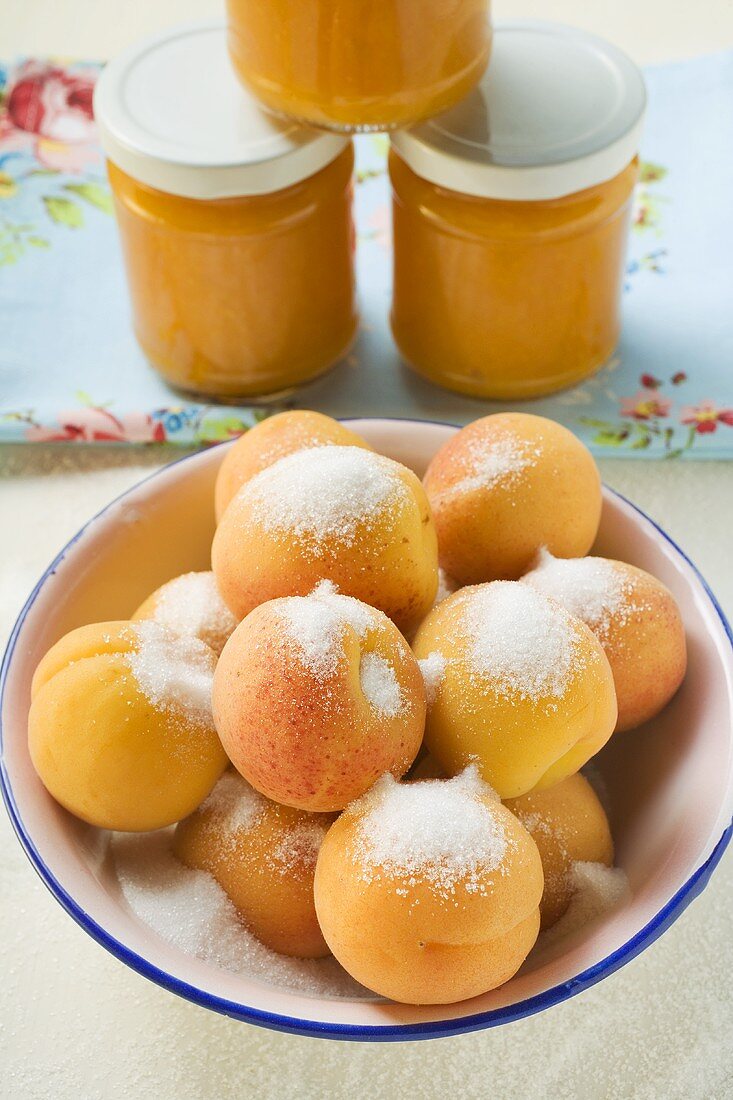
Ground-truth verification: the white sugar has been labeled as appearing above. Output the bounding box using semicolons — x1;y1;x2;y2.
435;568;459;606
351;767;507;898
523;550;635;641
127;621;215;726
256;430;333;467
277;597;348;680
276;581;381;682
359;652;403;717
112;831;367;999
200;772;328;871
240;446;407;550
151;571;237;655
442;434;537;499
418;652;447;706
198;770;265;836
309;579;374;635
459;581;582;701
538;861;629;950
270;820;329;874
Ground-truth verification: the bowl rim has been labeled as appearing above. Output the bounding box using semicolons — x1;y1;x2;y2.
1;419;732;1043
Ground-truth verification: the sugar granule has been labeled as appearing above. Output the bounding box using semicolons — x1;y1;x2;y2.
351;767;507;898
277;597;350;680
111;831;367;999
151;571;237;654
240;446;407;549
538;860;630;951
199;771;265;837
442;434;538;500
309;580;374;636
270;820;329;875
523;550;638;640
256;431;333;468
127;620;215;726
435;568;459;606
359;652;403;717
459;582;582;701
418;652;447;706
202;773;328;871
276;581;374;678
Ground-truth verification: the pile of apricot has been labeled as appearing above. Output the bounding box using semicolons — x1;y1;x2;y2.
29;410;686;1004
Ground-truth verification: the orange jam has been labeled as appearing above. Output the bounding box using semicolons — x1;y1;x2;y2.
107;147;357;401
226;0;492;133
390;151;639;400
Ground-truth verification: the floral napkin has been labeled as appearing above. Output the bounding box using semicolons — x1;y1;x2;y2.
1;53;732;455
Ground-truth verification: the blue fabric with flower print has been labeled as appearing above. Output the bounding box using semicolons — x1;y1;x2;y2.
0;52;732;454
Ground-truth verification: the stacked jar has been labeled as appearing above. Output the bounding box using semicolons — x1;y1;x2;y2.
94;12;645;401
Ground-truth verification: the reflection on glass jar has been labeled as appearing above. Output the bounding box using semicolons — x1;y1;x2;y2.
227;0;492;133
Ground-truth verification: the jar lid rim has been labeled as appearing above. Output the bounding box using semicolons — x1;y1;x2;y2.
391;20;646;201
93;20;349;199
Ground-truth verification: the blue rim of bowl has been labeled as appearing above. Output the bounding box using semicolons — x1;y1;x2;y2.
1;423;732;1042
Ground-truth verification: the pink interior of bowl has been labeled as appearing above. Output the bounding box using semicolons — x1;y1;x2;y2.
2;418;732;1036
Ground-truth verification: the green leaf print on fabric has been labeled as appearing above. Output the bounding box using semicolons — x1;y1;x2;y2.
63;181;114;214
43;195;84;228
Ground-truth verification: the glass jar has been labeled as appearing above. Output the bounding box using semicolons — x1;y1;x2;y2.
226;0;492;133
390;22;646;400
94;23;357;400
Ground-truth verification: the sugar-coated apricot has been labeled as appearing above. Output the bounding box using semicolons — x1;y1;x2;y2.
505;772;614;929
424;413;602;584
212;444;438;634
522;551;687;731
29;620;228;830
314;769;543;1004
174;770;334;957
213;583;426;812
412;581;617;798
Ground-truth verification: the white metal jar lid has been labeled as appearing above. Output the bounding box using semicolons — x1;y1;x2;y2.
93;21;350;200
391;21;647;202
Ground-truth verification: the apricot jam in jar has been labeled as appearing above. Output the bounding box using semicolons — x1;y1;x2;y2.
226;0;492;133
390;22;646;400
94;23;357;401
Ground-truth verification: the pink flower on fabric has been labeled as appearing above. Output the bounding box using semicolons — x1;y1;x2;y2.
619;390;672;420
34;137;100;173
6;62;96;144
680;400;733;434
25;408;165;443
0;114;35;155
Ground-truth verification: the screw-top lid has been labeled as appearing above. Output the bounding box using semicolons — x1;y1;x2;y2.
391;21;646;202
94;21;349;200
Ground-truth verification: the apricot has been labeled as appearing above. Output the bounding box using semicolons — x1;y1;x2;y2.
522;551;687;731
213;583;426;811
423;413;602;584
412;581;617;798
214;410;371;521
505;772;614;929
132;570;237;655
174;770;334;957
314;769;543;1004
212;444;438;634
28;620;228;830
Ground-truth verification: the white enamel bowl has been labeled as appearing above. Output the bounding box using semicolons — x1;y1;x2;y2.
2;419;732;1042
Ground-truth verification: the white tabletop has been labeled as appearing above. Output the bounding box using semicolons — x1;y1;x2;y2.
2;3;733;1097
